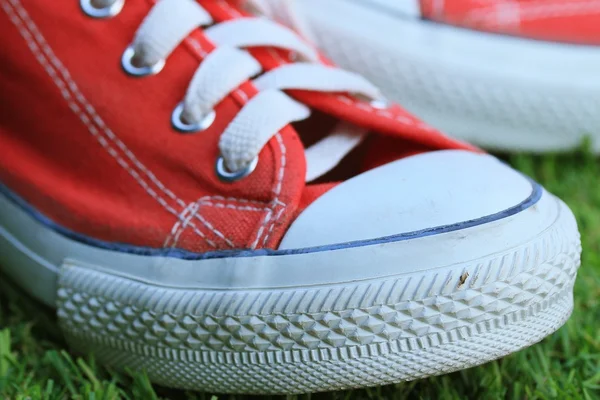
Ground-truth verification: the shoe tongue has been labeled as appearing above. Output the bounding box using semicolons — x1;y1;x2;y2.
289;89;477;154
288;93;477;184
292;111;369;182
291;110;338;148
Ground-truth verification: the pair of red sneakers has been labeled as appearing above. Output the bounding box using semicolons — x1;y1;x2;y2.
0;0;584;394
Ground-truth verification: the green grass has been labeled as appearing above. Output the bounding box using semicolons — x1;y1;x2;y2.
1;149;599;400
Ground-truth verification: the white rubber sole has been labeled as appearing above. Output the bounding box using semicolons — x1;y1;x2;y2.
0;188;581;394
296;0;600;152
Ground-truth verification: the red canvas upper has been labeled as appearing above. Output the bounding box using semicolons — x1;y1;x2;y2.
0;0;475;253
420;0;600;45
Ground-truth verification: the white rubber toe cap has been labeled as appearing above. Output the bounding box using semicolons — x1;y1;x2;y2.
280;150;533;249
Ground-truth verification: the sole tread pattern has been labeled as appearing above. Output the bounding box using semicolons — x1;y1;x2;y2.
56;212;580;393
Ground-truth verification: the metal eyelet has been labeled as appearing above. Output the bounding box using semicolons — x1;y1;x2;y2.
215;156;258;183
80;0;124;18
171;102;215;133
121;45;165;77
369;98;390;109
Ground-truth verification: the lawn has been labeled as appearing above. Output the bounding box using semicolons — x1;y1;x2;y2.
1;150;599;400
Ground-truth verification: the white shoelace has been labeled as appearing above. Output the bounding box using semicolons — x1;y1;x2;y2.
126;0;384;181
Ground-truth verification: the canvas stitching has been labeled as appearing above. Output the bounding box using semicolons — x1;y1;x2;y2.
251;208;274;249
241;44;292;248
3;0;222;248
21;0;182;207
196;195;272;207
172;0;288;250
164;203;193;247
185;36;209;57
28;0;245;249
202;202;269;211
176;30;271;247
169;203;202;248
256;131;287;247
167;194;276;249
7;0;279;249
168;202;234;249
261;205;286;246
180;16;273;246
191;212;235;248
178;24;280;249
164;202;217;248
190;196;273;211
336;95;441;134
167;200;273;249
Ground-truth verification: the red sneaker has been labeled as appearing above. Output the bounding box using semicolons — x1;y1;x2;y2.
260;0;600;152
0;0;580;394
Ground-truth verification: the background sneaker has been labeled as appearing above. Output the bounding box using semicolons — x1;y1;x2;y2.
256;0;600;152
0;0;581;394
